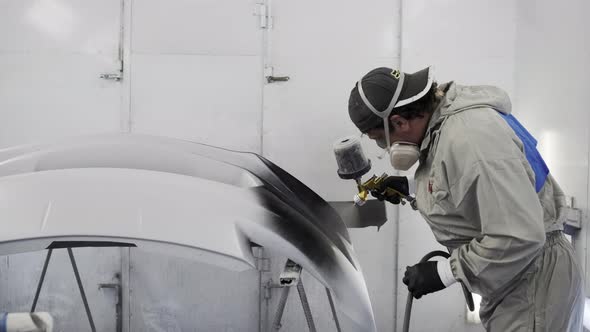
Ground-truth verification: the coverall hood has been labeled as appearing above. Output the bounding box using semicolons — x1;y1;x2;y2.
442;82;512;117
420;82;513;153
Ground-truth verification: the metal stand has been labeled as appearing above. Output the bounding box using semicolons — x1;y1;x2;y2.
325;287;342;332
31;248;97;332
271;286;291;331
271;259;341;332
296;282;316;332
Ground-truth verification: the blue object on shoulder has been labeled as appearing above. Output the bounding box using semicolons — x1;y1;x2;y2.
0;312;6;332
498;113;549;192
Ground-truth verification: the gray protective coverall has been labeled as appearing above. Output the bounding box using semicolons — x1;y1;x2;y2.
414;82;584;331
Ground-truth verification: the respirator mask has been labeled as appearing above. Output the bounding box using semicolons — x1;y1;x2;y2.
357;72;420;171
389;142;420;171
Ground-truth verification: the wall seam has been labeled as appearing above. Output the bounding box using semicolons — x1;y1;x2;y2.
394;1;404;331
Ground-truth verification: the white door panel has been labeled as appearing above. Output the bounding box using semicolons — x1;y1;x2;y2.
0;54;122;147
0;1;124;330
401;54;517;97
131;0;261;56
402;0;516;58
0;0;121;54
0;0;123;146
264;0;401;199
130;54;263;152
401;0;517;96
271;0;399;59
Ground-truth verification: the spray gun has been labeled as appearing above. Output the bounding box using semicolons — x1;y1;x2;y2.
355;173;418;210
333;136;417;209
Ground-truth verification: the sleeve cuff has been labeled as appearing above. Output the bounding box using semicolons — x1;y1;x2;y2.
407;176;416;195
437;259;457;287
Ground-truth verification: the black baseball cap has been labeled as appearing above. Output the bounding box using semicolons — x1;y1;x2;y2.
348;67;433;132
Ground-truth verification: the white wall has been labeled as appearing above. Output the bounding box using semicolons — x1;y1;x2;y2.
0;0;123;147
2;1;587;331
401;0;517;96
513;0;590;294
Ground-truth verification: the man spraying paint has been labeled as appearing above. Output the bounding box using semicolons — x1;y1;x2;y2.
346;66;584;331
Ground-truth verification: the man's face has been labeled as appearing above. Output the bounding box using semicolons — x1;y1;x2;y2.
365;127;403;149
364;115;418;148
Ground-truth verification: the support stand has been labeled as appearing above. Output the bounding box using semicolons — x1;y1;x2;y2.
271;259;341;332
31;248;96;332
30;241;135;332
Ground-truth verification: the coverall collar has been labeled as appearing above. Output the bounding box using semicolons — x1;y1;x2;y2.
419;82;455;153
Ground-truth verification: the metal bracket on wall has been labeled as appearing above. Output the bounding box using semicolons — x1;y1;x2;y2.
564;196;583;235
264;66;290;84
100;58;124;82
255;3;273;29
100;72;123;81
266;75;290;84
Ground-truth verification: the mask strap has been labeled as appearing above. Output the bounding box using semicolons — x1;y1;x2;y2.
357;73;405;149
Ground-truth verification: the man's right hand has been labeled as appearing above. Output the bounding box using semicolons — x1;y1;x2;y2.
370;176;409;205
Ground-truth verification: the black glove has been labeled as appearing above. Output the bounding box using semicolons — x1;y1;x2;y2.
370;176;409;205
402;261;446;299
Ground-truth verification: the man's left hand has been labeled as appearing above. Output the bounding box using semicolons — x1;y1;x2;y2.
403;261;446;299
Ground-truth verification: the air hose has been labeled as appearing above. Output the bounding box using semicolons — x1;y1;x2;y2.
403;251;475;332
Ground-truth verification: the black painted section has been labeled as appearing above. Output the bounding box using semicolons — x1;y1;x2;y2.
329;200;387;229
47;241;137;249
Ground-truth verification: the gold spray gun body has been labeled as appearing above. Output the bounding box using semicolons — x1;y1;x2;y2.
354;173;418;210
333;136;417;210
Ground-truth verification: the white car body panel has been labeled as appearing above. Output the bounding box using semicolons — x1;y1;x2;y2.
0;134;376;331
